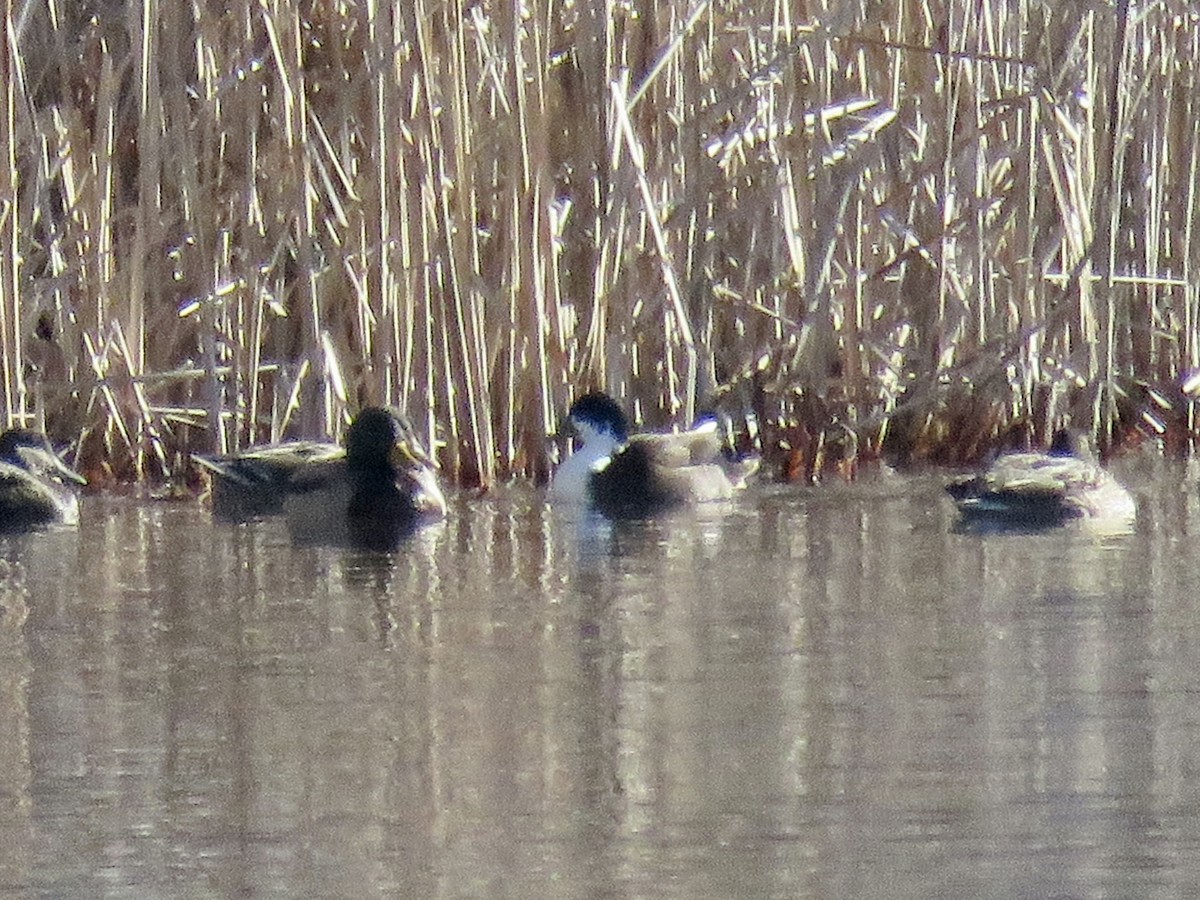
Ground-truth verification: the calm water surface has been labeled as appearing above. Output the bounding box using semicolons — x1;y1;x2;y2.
2;459;1200;898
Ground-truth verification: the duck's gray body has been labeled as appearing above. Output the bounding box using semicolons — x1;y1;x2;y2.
192;439;343;518
195;440;344;520
946;432;1135;529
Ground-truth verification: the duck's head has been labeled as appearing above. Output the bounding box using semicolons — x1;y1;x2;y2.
566;392;629;447
0;429;86;486
346;407;446;516
1048;427;1097;462
1048;428;1074;457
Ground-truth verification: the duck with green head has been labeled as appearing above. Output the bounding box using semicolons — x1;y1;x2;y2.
197;407;446;546
0;428;87;530
946;428;1135;530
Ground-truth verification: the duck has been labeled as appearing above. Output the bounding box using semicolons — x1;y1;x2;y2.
196;407;447;544
0;428;87;529
945;428;1135;530
549;391;757;518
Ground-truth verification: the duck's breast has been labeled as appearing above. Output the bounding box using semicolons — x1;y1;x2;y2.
550;443;612;504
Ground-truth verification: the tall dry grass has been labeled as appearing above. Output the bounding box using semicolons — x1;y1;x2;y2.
2;0;1197;487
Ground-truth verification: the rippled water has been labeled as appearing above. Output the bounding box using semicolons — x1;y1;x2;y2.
2;458;1200;898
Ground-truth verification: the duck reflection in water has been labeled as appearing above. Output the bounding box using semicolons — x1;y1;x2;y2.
197;407;446;550
0;428;86;531
946;428;1135;535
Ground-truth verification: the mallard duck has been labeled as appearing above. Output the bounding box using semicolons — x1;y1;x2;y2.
549;391;757;518
196;407;447;544
0;428;86;529
946;429;1135;529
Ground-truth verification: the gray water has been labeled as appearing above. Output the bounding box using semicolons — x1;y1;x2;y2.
2;460;1200;899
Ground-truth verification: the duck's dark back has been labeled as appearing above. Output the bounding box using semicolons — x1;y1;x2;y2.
587;444;679;519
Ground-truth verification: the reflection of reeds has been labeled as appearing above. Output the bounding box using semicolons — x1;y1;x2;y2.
2;3;1196;487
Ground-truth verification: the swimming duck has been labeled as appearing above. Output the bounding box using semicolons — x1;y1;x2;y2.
196;407;447;544
945;429;1135;529
0;428;87;529
550;391;757;518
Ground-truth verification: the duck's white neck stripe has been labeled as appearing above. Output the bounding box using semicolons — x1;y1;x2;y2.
574;419;625;449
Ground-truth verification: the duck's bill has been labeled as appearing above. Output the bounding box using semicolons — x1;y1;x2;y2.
402;465;447;518
390;439;433;469
19;446;87;486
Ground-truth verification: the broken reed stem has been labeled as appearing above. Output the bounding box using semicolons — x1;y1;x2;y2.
611;79;697;424
0;1;1197;487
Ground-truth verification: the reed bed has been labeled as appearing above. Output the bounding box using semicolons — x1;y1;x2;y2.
2;0;1197;488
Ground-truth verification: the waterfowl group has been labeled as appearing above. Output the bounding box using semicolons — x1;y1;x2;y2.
945;429;1136;530
196;407;447;547
0;392;1141;542
0;428;86;530
549;391;757;519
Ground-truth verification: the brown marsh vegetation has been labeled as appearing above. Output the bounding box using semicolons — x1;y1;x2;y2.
3;1;1198;489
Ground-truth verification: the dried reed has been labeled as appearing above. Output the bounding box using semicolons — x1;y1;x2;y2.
2;1;1197;488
